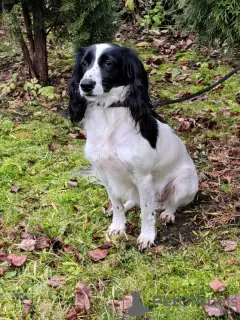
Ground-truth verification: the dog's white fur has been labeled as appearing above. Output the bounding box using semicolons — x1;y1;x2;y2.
80;45;198;250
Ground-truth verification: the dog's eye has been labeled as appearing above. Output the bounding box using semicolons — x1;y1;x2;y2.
104;60;113;68
81;61;88;67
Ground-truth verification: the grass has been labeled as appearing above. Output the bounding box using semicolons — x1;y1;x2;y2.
0;37;240;320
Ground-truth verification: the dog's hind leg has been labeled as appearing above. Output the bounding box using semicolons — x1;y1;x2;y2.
160;168;198;224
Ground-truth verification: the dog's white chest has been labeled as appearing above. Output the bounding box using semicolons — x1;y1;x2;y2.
83;106;134;165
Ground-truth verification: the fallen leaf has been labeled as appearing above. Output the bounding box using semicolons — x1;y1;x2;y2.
11;184;21;193
220;240;237;252
149;69;156;76
16;239;36;251
224;295;240;313
68;179;78;187
69;131;86;139
108;296;133;318
0;266;6;276
149;246;164;254
17;221;26;229
22;299;32;318
66;307;78;320
35;224;44;233
48;144;55;151
21;232;35;240
35;236;51;250
99;241;113;249
88;248;108;262
63;245;83;261
0;217;3;228
51;237;63;251
207;120;217;130
152;57;162;65
0;252;8;262
7;254;27;266
164;72;172;82
72;205;82;212
153;39;165;47
75;283;92;313
204;303;226;317
209;279;227;292
221;108;231;117
136;42;150;47
47;276;66;288
95;279;111;291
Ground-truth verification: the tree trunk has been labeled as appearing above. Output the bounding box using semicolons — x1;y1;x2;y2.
21;2;35;57
32;0;48;86
15;23;36;79
20;37;37;79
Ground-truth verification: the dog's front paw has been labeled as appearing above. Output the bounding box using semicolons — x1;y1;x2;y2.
137;233;156;251
107;223;126;236
160;211;175;224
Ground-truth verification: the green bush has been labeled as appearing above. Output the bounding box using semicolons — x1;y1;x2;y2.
175;0;240;51
60;0;119;49
140;1;165;29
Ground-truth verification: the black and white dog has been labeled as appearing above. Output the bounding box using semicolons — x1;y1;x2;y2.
69;44;198;250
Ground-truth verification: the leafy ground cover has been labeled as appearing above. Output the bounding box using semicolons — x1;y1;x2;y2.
0;28;240;319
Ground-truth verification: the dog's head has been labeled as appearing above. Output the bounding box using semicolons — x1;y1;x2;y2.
68;44;152;123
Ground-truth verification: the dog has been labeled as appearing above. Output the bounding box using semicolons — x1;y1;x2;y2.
69;43;198;250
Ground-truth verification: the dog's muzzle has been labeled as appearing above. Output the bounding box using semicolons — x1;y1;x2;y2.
80;79;96;93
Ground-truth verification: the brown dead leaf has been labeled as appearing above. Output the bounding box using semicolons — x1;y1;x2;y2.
11;184;21;193
22;299;32;318
16;239;36;251
0;252;8;262
0;217;4;228
48;144;55;151
153;39;165;47
75;283;92;313
224;295;240;313
88;248;108;262
63;245;83;261
95;279;111;291
21;232;35;240
35;236;51;250
68;179;78;187
108;296;133;318
220;240;237;252
221;108;231;117
7;254;27;266
69;131;86;139
149;69;156;76
0;266;6;276
72;205;82;212
99;241;113;249
149;246;164;254
66;307;78;320
35;224;44;233
209;279;227;292
204;303;226;317
47;276;66;288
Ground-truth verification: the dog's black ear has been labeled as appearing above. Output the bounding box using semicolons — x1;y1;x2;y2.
122;48;158;148
122;48;150;120
68;48;87;123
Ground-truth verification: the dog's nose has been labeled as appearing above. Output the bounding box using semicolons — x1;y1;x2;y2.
80;79;96;92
